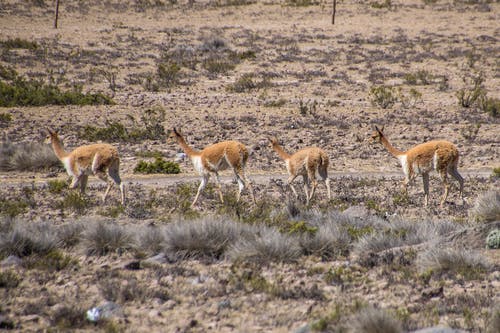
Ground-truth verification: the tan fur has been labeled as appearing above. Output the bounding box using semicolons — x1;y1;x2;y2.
371;126;464;207
46;130;125;205
268;137;331;205
169;128;255;207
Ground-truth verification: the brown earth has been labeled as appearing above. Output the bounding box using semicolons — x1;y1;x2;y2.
0;1;499;332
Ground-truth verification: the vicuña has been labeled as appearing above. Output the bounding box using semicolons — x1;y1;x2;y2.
268;136;331;205
371;126;464;207
169;128;256;207
46;129;125;205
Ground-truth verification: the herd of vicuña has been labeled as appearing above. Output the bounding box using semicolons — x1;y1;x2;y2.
45;126;465;208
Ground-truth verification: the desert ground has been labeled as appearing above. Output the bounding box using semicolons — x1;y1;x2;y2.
0;0;499;332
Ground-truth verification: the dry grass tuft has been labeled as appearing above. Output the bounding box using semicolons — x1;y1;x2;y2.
348;306;402;333
84;221;132;256
470;190;500;222
0;140;60;171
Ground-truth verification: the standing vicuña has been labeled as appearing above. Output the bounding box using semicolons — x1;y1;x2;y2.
46;129;125;205
268;137;331;205
370;126;464;207
169;128;256;207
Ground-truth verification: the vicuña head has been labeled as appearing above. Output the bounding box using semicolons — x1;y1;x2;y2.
370;126;464;207
46;129;125;205
168;127;256;208
268;136;331;205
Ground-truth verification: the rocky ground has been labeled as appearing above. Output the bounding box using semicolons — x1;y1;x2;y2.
0;0;499;332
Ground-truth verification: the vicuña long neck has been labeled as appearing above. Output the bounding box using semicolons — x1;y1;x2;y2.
380;136;404;157
51;136;69;160
271;143;291;161
175;135;199;157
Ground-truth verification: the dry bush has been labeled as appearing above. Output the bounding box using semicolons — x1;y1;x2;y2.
84;221;132;256
416;247;492;279
227;227;302;263
56;221;85;248
470;190;500;222
0;220;60;258
163;216;253;260
134;225;165;255
348;306;402;333
0;140;60;171
51;303;88;329
299;220;351;260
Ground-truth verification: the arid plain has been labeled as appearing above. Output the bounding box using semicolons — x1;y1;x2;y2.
0;1;499;332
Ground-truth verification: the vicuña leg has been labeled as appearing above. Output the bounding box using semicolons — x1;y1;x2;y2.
80;175;89;194
422;173;430;206
439;170;450;207
214;173;224;204
193;174;209;207
448;166;465;204
96;171;112;203
108;166;125;205
318;166;332;200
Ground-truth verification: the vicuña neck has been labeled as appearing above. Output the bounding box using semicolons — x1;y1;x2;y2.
51;136;70;159
380;136;404;157
271;142;291;161
175;135;199;157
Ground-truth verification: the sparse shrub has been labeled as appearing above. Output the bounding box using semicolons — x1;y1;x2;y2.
80;107;166;142
348;306;402;333
202;58;236;75
0;74;113;107
84;221;132;256
47;179;67;194
493;167;500;178
58;192;90;215
478;96;500;117
369;85;397;109
300;221;351;259
157;62;181;87
370;0;392;9
404;70;434;85
24;249;78;271
99;274;149;303
416;247;491;279
133;157;180;174
56;222;84;248
226;74;271;93
486;229;500;249
0;37;38;50
227;227;302;263
456;72;486;108
264;98;287;108
0;140;60;171
0;221;60;257
163;217;251;260
460;123;481;142
397;87;422;108
51;304;87;329
135;226;165;255
0;112;12;126
285;0;319;6
0;270;21;288
0;198;28;218
470;191;500;222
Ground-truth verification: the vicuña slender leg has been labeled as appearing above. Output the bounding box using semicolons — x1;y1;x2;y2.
192;174;209;207
214;173;224;203
422;173;430;207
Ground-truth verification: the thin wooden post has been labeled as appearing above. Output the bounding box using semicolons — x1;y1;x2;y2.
332;0;337;25
54;0;60;29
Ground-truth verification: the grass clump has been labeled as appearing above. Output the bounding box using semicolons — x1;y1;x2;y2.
58;192;90;215
470;191;500;223
478;96;500;117
370;0;392;9
84;221;132;256
51;304;88;329
403;70;434;85
416;247;491;280
227;227;302;263
348;306;402;333
226;73;272;93
24;249;78;271
369;85;397;109
0;140;60;171
0;198;28;218
133;157;180;174
163;217;251;260
0;112;12;126
47;179;68;194
0;221;60;258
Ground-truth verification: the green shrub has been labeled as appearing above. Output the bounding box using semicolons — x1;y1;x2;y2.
227;74;271;93
369;85;397;109
79;107;166;142
370;0;392;9
47;179;68;194
478;96;500;117
157;62;181;87
456;73;486;108
0;112;12;126
58;192;90;215
133;157;180;174
0;198;28;218
24;249;78;271
493;167;500;178
404;70;434;85
0;75;114;107
202;58;236;75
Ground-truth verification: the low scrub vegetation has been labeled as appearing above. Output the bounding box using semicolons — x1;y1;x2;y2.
470;190;500;222
0;67;113;107
0;140;60;171
133;157;180;174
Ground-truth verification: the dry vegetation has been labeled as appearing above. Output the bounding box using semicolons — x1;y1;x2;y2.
0;0;499;332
